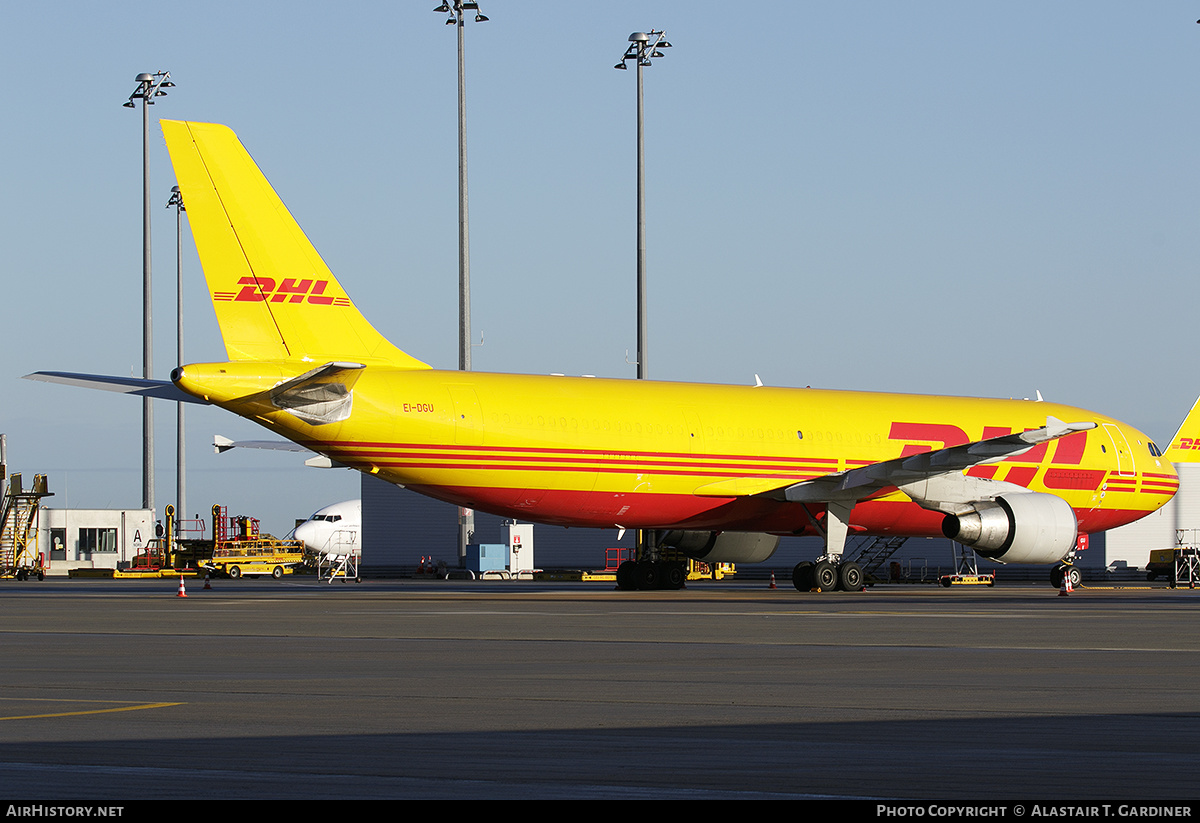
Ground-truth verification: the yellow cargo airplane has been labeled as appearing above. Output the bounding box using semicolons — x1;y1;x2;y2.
28;121;1180;592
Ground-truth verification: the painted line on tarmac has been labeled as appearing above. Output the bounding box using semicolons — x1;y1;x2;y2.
0;701;183;721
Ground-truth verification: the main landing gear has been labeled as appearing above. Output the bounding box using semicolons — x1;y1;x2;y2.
616;560;687;591
792;558;864;592
790;500;865;593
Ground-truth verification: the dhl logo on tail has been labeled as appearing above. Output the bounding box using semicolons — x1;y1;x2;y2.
217;277;351;307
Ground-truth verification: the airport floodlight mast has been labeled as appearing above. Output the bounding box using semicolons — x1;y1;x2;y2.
616;31;670;570
167;186;186;533
123;70;173;514
433;2;488;564
614;30;670;383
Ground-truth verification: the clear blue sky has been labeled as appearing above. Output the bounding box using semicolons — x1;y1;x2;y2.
3;2;1199;537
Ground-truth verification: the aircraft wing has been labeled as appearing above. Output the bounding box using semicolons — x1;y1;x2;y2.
765;416;1096;505
23;371;208;404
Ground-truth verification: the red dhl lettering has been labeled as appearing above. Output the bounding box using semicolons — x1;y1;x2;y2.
1176;437;1200;450
889;422;1085;465
215;277;344;306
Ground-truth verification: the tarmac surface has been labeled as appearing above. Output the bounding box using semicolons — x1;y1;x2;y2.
2;576;1199;800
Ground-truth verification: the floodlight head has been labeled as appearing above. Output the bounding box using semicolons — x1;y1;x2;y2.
475;13;488;22
614;62;627;70
434;3;450;11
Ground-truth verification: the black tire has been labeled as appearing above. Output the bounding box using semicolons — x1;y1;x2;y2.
1066;566;1081;588
792;561;814;592
272;566;284;579
616;560;637;590
812;560;838;592
838;562;863;591
634;561;658;590
1049;566;1064;589
662;563;686;590
228;565;242;580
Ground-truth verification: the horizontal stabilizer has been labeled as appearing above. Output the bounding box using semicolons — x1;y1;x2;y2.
23;372;208;405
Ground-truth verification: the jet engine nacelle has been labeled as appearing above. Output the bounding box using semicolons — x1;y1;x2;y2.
659;530;780;564
941;492;1077;565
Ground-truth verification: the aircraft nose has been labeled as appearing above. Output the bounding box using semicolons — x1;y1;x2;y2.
294;522;316;548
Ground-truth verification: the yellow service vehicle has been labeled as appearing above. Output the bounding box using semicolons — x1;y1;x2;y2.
200;505;308;579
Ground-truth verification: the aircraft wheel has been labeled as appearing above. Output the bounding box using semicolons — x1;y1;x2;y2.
229;565;242;580
792;561;814;592
616;561;637;590
634;561;658;590
838;562;863;591
812;560;838;592
661;563;686;590
1066;566;1081;588
1049;566;1064;589
272;566;284;579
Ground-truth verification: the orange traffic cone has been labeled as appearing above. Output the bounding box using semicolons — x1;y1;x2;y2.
176;575;188;598
203;573;212;590
1058;575;1070;597
769;572;777;589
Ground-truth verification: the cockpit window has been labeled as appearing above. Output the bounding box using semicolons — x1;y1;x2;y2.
1149;441;1163;457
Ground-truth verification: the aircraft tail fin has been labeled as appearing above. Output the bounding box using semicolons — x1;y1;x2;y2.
1163;394;1200;463
161;120;428;369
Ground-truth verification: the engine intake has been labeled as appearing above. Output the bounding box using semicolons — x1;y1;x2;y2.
658;530;780;564
942;492;1077;565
